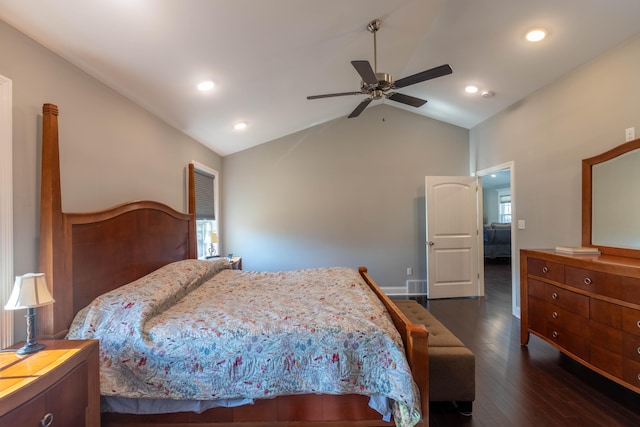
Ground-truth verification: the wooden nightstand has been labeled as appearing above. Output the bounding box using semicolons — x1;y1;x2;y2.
0;339;99;426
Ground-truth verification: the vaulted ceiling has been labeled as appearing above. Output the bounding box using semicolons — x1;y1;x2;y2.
2;0;640;155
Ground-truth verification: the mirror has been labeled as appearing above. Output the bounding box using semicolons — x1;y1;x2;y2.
582;138;640;258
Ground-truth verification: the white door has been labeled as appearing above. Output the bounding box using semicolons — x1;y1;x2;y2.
425;176;482;299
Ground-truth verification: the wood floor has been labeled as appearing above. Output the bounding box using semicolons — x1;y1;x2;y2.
418;259;640;427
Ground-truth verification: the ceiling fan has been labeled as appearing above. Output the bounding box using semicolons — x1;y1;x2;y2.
307;19;453;118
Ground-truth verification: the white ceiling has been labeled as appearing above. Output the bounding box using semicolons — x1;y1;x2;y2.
481;170;511;190
2;0;640;156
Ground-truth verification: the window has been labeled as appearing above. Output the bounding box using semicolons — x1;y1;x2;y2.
191;162;219;259
498;189;512;224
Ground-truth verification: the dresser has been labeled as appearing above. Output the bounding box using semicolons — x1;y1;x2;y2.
0;339;99;426
521;249;640;393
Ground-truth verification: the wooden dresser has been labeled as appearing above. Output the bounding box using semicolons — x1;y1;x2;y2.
521;249;640;393
0;339;99;426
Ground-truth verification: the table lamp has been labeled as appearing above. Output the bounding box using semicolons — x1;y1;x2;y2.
4;273;55;354
208;231;219;257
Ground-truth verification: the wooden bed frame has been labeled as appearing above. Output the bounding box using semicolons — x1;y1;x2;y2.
37;103;429;427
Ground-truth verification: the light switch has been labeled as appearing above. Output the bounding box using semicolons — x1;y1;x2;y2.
517;220;525;230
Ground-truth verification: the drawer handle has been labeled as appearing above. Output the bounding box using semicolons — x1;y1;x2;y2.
552;331;559;339
584;277;592;285
637;320;640;329
552;292;558;300
542;266;549;274
40;413;54;427
637;347;640;355
552;311;558;319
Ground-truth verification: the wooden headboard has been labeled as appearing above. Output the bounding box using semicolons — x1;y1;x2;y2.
38;104;197;338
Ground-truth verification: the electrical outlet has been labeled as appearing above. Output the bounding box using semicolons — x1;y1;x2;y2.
406;267;413;276
626;127;635;142
517;220;525;230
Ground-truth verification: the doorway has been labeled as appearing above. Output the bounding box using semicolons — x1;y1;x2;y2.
476;162;518;317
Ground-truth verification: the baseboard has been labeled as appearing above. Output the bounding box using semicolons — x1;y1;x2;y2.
381;280;428;297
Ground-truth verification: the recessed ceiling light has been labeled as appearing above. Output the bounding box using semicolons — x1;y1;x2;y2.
465;85;479;94
234;122;247;130
526;28;547;42
197;81;215;91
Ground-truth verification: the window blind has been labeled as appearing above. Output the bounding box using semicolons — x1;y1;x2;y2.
194;169;215;220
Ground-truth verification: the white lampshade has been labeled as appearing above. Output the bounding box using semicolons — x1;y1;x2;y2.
4;273;55;310
210;231;219;244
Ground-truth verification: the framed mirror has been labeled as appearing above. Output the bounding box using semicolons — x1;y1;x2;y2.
582;138;640;259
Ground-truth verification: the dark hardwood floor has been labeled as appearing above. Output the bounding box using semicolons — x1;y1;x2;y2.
416;259;640;427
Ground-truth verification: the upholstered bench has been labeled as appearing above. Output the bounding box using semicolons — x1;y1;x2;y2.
392;299;476;415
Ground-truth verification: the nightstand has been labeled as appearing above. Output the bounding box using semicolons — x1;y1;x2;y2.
0;339;99;426
229;256;242;270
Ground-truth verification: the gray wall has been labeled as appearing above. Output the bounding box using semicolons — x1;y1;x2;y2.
222;105;469;288
470;31;640;310
482;188;500;225
1;19;222;340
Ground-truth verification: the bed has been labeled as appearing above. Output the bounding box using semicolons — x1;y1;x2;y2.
37;103;429;426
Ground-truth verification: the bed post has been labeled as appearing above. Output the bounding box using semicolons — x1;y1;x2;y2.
38;103;69;338
187;163;197;258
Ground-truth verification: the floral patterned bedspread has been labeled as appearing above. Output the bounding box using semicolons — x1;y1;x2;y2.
67;259;421;426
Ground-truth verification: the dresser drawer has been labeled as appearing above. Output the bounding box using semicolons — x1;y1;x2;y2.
528;278;547;299
591;344;623;379
618;276;640;305
1;362;87;426
544;284;589;318
589;319;623;352
528;296;547;333
566;266;620;295
624;358;640;388
590;298;623;328
528;258;565;282
545;324;589;361
622;306;640;337
623;333;640;363
546;304;589;339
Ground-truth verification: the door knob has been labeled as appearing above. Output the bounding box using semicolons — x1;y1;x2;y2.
427;241;435;246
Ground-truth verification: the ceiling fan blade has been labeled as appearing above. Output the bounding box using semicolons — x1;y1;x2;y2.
351;60;378;86
307;91;363;100
348;98;372;118
387;92;427;108
394;64;453;88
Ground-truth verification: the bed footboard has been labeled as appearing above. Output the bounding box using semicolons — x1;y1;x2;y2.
359;267;429;425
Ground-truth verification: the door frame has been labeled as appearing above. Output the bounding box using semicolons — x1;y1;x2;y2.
0;75;13;347
475;161;519;318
